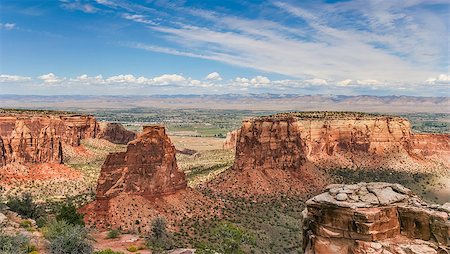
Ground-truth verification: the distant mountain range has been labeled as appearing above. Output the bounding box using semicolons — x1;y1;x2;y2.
0;94;448;113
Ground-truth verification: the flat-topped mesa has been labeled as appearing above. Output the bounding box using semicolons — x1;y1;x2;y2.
96;125;187;199
303;182;450;254
0;113;136;166
0;114;98;166
233;112;449;171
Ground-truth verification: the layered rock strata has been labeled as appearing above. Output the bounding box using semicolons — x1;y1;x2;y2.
97;122;136;145
0;114;136;166
223;129;240;150
233;112;450;171
96;125;187;198
303;182;450;254
81;125;188;231
0;114;98;166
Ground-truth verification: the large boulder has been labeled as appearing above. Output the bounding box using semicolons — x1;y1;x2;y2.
303;182;450;254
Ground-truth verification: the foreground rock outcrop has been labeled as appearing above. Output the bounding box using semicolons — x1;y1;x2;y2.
0;113;136;166
81;125;198;232
303;182;450;254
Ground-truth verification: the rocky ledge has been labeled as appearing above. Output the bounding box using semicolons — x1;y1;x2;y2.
303;182;450;254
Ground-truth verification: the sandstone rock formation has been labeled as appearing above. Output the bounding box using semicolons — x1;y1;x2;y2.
233;112;449;170
97;122;136;145
0;114;98;166
81;125;191;231
211;112;449;197
96;125;187;198
223;129;240;150
0;114;136;166
303;182;450;254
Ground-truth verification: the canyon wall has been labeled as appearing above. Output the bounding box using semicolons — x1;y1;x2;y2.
233;112;450;171
97;122;136;145
0;114;98;166
303;182;450;254
223;129;240;150
0;114;136;167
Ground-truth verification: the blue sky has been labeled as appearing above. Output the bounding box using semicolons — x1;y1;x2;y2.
0;0;449;96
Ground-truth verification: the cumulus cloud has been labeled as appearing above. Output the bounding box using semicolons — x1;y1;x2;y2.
205;72;223;81
426;74;450;84
38;73;65;84
153;74;186;84
0;74;31;82
305;78;328;86
0;23;16;30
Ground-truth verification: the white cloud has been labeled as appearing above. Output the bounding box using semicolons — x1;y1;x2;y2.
356;79;381;85
337;79;353;86
152;74;186;84
106;74;149;84
0;74;31;82
38;73;65;84
305;78;328;85
60;1;98;13
0;23;16;30
122;14;155;25
426;74;450;84
205;72;222;81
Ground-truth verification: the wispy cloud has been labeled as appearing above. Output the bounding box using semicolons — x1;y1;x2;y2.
0;23;16;30
94;0;447;84
0;74;31;82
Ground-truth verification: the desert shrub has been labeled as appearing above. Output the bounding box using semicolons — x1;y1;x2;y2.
0;232;30;254
107;229;120;239
43;220;93;254
126;245;138;252
196;222;254;254
147;217;173;253
93;249;124;254
55;202;84;226
6;193;42;220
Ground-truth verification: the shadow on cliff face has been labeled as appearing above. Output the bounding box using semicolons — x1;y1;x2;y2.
326;168;449;204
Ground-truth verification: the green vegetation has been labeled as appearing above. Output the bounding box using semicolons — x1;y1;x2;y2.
107;229;120;239
147;217;173;253
0;232;31;254
55;201;85;226
7;193;43;220
43;220;93;254
93;249;124;254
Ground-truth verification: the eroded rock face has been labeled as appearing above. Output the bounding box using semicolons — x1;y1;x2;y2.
223;129;240;150
97;122;136;145
81;125;189;231
303;182;450;254
0;114;137;167
0;114;98;166
96;125;187;198
233;112;450;171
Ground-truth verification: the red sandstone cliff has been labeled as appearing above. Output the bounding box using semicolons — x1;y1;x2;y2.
96;125;186;198
212;112;449;196
223;129;240;150
303;182;450;253
0;114;136;167
81;125;199;232
97;122;136;145
0;114;98;166
233;112;449;170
